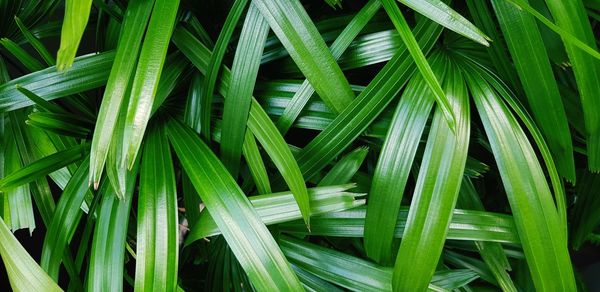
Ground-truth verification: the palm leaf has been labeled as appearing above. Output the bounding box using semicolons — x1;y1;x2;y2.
380;0;455;131
393;62;470;291
542;0;600;171
165;118;302;290
186;184;364;243
89;0;155;188
492;0;575;182
135;122;178;291
399;0;490;46
465;66;576;290
364;57;443;265
56;0;92;71
254;0;355;113
0;217;62;292
220;3;269;177
123;0;180;168
172;28;310;227
276;0;381;133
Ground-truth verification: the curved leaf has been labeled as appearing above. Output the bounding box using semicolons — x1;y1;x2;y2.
165;118;302;290
0;217;62;292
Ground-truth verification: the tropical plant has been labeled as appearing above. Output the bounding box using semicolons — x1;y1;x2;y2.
0;0;599;291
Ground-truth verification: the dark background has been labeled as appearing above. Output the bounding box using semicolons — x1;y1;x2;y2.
0;0;599;291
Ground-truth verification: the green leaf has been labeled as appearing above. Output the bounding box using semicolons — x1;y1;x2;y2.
276;0;381;133
457;178;517;292
135;122;178;291
393;64;470;291
254;0;356;113
87;165;138;292
364;59;442;264
165;118;302;290
465;67;576;291
0;37;44;71
399;0;490;46
542;0;600;171
220;3;269;177
0;52;114;113
292;19;442;181
15;85;65;113
504;0;600;60
242;130;272;194
3;127;35;233
89;0;155;188
186;184;364;243
14;16;55;66
56;0;93;71
492;0;575;182
380;0;455;131
9;110;55;226
173;27;310;228
279;235;478;292
123;0;180;168
40;157;90;280
279;206;520;244
0;216;62;292
27;112;91;138
167;120;300;290
318;146;369;186
465;0;522;92
0;143;87;191
200;0;248;141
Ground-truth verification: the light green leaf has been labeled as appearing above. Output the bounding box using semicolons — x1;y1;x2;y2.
364;58;443;264
201;0;248;141
279;235;478;292
465;67;576;291
135;122;178;291
56;0;93;71
186;184;364;243
318;146;369;187
492;0;575;182
172;27;310;228
41;157;90;280
542;0;600;171
0;143;87;191
123;0;180;168
393;64;470;290
0;52;114;113
87;165;139;292
0;216;62;292
221;3;269;177
89;0;155;188
399;0;490;46
165;118;303;291
276;0;381;133
254;0;356;113
380;0;455;131
280;206;520;244
242;130;272;195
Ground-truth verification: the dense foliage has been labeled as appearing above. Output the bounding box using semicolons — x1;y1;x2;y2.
0;0;599;291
